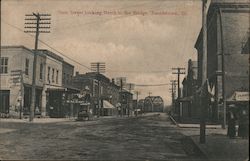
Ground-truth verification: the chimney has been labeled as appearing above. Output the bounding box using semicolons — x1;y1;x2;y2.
76;71;79;76
111;78;115;84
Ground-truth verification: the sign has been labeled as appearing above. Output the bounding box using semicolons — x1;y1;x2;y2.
66;100;90;105
235;92;249;101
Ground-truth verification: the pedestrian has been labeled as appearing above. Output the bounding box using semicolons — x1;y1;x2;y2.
238;108;249;139
227;108;236;139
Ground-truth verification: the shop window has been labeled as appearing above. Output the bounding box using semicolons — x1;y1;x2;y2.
25;58;29;75
0;57;8;74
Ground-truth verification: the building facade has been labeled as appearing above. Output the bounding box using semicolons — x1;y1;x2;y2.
180;60;199;120
0;46;77;118
72;72;120;116
0;46;46;117
194;0;249;122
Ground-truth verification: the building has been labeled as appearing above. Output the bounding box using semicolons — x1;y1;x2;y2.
72;72;120;116
194;0;249;121
119;89;133;116
179;60;199;121
0;46;77;118
0;46;46;117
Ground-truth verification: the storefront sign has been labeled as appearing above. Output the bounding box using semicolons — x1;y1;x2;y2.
235;92;249;101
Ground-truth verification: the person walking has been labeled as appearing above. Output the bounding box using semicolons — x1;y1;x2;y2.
227;109;236;138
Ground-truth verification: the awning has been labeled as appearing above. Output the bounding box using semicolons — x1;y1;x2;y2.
103;100;115;109
227;91;249;102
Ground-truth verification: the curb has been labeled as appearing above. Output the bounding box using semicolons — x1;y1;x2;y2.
168;115;180;127
182;136;208;159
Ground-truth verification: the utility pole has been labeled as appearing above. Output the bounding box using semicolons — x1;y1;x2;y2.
172;67;185;121
218;8;226;129
91;62;105;117
126;83;135;92
24;13;51;122
126;83;134;117
116;77;126;117
170;80;177;108
200;0;208;144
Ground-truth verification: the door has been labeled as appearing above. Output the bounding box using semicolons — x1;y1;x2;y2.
0;90;10;114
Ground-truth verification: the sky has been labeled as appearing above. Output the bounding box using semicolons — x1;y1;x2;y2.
1;0;202;105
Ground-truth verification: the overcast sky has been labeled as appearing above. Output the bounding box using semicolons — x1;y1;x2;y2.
1;0;202;105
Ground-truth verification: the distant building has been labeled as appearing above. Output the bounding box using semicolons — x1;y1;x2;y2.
119;89;133;116
194;0;249;121
180;59;199;120
72;72;120;116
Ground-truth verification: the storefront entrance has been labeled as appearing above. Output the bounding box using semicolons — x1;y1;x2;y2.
0;90;10;116
23;86;42;116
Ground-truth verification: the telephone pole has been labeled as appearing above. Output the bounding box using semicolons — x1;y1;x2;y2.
170;80;177;107
24;13;51;122
172;67;185;121
91;62;106;117
200;0;208;144
116;77;126;116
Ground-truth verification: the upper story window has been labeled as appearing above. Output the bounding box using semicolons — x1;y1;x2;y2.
25;58;29;75
0;57;8;74
40;63;43;80
52;68;55;83
63;73;66;84
47;67;51;83
56;70;59;84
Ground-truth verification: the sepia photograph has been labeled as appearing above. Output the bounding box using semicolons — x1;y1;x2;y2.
0;0;249;160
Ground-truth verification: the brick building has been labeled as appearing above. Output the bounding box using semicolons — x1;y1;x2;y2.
72;72;120;116
194;0;249;121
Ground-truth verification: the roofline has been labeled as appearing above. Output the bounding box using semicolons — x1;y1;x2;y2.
1;45;33;53
63;60;74;68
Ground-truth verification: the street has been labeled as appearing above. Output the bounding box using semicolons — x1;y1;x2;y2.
0;113;204;160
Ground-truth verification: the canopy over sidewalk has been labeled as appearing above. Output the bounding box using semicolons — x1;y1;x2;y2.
103;100;115;109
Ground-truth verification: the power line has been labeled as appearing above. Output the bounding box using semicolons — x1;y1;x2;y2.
135;83;170;87
2;19;92;71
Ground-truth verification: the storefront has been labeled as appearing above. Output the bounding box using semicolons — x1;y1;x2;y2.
46;88;80;118
0;90;10;116
23;85;43;116
102;100;116;116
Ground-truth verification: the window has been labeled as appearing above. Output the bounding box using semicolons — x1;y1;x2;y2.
47;67;50;83
63;73;66;84
25;58;29;75
52;68;55;83
56;70;59;84
39;63;43;80
0;57;8;74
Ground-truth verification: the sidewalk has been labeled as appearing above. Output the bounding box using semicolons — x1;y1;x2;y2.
169;115;221;129
169;115;249;161
191;135;249;161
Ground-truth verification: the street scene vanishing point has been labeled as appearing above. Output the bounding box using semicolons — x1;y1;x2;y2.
0;0;249;161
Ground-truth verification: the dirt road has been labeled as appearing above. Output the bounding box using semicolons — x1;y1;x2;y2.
0;113;204;160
